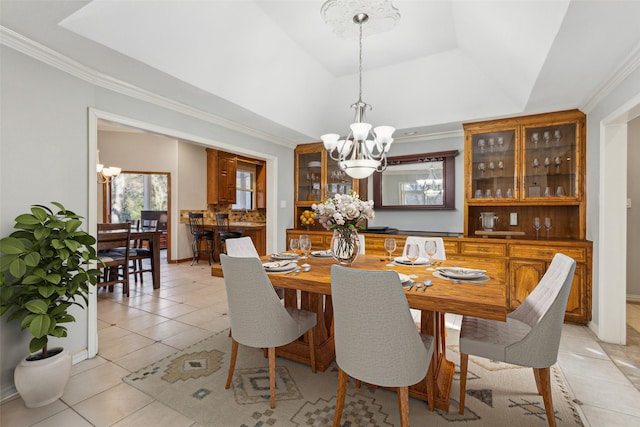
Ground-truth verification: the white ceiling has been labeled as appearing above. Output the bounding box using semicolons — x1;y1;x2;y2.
2;0;640;145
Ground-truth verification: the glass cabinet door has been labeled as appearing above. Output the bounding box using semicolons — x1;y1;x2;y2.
522;123;577;199
326;161;352;198
470;130;517;201
297;152;322;202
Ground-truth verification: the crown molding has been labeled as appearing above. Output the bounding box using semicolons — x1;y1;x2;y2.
0;25;297;149
394;129;464;144
581;40;640;114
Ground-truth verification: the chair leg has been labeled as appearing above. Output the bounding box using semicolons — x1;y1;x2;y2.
459;353;469;414
534;367;556;427
190;236;198;266
397;386;410;427
307;329;316;373
333;368;348;427
225;338;238;389
268;347;276;409
122;265;129;297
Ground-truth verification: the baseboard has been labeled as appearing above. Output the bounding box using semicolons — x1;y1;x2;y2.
588;320;599;338
72;348;89;365
627;294;640;303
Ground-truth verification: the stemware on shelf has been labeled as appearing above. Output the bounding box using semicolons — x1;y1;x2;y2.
533;217;542;240
406;243;420;279
544;217;552;240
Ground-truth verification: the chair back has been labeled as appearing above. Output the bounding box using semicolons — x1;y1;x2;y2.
140;210;159;231
97;223;131;253
219;254;304;348
216;213;231;233
188;212;205;236
402;236;446;260
330;265;430;387
507;253;576;366
225;237;259;258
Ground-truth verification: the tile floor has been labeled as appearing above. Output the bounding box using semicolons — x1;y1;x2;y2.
1;259;640;426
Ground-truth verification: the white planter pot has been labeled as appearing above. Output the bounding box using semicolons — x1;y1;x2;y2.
14;347;72;408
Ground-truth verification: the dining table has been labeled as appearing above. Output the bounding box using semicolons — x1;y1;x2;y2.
130;229;162;289
211;253;506;412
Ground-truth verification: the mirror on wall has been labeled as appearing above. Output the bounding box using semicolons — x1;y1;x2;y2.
373;150;458;210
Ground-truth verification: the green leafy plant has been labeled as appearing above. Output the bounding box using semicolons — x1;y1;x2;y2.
0;202;102;360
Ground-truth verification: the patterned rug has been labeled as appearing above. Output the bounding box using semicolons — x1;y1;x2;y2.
123;329;584;426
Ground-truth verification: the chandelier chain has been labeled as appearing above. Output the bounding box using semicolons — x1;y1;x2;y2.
358;21;363;104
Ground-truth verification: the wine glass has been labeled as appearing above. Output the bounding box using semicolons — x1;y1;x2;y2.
424;240;437;267
299;235;312;260
533;217;542;240
289;238;299;256
406;243;420;278
478;162;486;176
544;217;552;240
384;238;396;262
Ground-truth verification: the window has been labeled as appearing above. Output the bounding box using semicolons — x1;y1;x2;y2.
109;173;168;223
233;162;256;210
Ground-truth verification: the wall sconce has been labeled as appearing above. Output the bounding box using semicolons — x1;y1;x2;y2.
97;150;121;184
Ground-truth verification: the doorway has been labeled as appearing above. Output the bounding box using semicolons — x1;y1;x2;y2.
599;95;640;345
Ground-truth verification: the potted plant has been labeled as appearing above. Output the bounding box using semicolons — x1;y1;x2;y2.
0;202;102;408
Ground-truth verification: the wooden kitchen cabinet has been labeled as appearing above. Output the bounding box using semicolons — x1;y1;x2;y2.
207;149;237;205
294;142;366;230
463;109;586;240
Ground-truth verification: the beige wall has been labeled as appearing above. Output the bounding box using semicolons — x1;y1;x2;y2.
98;130;208;261
628;117;640;299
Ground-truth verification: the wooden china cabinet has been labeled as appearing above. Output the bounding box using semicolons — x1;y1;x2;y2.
294;142;366;230
463;109;592;323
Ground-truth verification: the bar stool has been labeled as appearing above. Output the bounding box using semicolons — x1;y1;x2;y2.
215;213;242;258
188;212;214;266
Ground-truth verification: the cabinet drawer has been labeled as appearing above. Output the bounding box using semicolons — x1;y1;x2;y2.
509;245;586;263
443;240;459;255
460;242;506;256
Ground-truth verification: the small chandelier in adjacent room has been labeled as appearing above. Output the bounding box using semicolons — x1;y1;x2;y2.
320;0;400;179
96;149;121;184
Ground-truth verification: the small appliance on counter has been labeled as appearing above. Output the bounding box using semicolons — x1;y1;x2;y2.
479;212;499;231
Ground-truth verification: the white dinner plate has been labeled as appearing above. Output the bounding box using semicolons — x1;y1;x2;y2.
436;267;486;280
310;250;332;258
394;256;429;266
270;252;299;260
262;261;298;272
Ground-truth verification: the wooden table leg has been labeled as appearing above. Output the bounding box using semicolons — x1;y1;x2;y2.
151;233;160;289
411;310;453;412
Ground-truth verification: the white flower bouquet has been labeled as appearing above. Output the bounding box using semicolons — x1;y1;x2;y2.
312;191;375;232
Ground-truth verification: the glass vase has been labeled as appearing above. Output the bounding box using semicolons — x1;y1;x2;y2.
330;228;360;266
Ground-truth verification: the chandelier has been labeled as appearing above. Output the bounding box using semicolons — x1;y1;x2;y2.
320;0;400;179
96;149;121;184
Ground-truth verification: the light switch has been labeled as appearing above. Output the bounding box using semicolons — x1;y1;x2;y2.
280;200;286;208
510;212;518;226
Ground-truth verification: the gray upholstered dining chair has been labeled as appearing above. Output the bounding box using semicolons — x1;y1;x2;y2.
225;236;260;258
459;253;576;427
225;236;283;300
331;265;435;427
220;254;317;409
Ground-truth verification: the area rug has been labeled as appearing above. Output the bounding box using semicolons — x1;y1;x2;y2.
123;329;584;426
